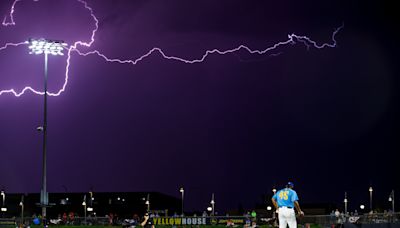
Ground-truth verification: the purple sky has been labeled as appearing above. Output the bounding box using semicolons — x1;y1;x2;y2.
1;0;399;212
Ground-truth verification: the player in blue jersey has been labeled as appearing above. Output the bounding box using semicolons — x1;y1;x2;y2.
271;182;304;228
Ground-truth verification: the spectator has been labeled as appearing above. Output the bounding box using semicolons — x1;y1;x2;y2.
62;212;67;224
140;213;154;228
334;209;340;224
330;210;335;224
226;218;235;227
108;213;114;225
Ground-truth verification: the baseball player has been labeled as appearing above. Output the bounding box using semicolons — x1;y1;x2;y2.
271;182;304;228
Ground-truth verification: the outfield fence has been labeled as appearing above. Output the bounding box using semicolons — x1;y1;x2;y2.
1;213;400;227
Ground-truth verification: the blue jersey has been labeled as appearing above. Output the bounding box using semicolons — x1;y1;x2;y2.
272;188;299;208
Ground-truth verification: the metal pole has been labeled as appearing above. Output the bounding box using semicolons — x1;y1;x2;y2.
180;188;184;216
41;52;49;221
21;195;24;226
211;193;215;216
1;190;4;207
344;192;347;214
147;194;150;212
369;187;373;212
83;195;87;225
370;191;372;212
84;204;87;224
1;190;5;218
392;190;395;213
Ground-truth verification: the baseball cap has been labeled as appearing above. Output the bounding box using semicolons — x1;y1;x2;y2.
287;182;294;187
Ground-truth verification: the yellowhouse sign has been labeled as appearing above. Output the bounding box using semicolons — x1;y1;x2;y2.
152;217;248;226
152;217;207;225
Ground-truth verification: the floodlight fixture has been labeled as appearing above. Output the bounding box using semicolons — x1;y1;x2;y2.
28;38;67;56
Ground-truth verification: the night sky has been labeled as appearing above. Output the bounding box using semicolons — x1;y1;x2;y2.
0;0;399;213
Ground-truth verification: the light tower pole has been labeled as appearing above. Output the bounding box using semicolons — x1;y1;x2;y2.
20;195;24;226
210;193;215;216
389;190;395;213
344;192;348;222
369;186;373;212
179;187;184;216
82;195;87;224
0;190;6;214
145;194;150;212
344;192;348;214
28;38;67;221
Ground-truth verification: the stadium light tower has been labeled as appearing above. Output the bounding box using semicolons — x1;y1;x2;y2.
20;195;24;225
179;187;184;216
344;192;348;215
82;195;87;224
369;186;373;212
1;190;4;206
145;194;150;212
388;190;395;213
210;193;215;216
28;38;67;220
0;190;6;213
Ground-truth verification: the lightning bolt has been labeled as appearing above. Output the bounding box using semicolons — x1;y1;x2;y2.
1;0;20;26
0;0;343;97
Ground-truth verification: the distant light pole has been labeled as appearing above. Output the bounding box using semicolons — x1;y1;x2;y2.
210;193;215;216
388;190;395;213
145;194;150;212
1;190;4;206
179;187;184;216
344;192;348;215
88;191;94;213
369;186;373;212
82;195;87;224
1;190;6;214
20;195;24;226
28;38;67;220
272;188;277;222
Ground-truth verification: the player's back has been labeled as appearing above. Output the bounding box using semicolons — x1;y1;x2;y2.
273;188;298;208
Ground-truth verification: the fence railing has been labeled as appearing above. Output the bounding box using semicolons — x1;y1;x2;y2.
1;213;400;227
261;213;400;227
298;213;400;225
